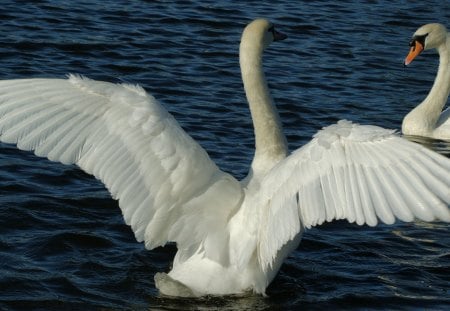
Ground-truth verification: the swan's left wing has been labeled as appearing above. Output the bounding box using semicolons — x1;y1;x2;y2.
0;75;243;262
256;120;450;270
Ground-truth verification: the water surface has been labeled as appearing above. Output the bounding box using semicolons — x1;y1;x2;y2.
0;1;449;310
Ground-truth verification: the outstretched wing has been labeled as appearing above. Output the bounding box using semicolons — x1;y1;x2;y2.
0;75;243;259
256;120;450;270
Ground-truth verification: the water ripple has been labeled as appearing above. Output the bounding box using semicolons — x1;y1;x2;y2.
0;0;449;310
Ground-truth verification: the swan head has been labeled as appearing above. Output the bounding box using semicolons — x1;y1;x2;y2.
240;19;287;53
404;23;447;66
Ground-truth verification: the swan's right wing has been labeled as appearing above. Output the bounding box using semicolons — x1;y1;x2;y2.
0;75;243;260
255;120;450;271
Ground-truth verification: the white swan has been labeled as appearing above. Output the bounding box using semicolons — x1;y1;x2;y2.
0;19;449;297
402;23;450;140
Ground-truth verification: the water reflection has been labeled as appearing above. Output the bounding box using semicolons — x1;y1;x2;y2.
147;293;271;311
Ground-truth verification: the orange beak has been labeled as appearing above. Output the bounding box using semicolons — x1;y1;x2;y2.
404;40;424;66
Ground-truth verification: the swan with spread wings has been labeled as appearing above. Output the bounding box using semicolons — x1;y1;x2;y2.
0;19;449;297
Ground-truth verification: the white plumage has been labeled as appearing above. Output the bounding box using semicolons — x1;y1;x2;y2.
0;19;449;297
402;23;450;140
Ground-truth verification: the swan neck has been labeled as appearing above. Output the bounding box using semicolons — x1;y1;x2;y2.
240;41;288;176
417;36;450;123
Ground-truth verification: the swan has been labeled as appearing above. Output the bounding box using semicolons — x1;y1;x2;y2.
402;23;450;140
0;19;449;297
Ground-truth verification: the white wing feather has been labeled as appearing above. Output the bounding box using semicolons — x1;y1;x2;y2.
0;75;243;261
256;120;450;270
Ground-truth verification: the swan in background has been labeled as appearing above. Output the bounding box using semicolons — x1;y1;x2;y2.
402;23;450;140
0;19;449;297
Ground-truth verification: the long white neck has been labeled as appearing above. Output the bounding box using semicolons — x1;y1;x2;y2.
403;35;450;135
240;39;288;181
421;36;450;121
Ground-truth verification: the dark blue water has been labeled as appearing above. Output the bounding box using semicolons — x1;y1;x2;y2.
0;0;449;310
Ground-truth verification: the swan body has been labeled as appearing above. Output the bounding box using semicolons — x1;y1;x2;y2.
402;23;450;140
0;19;449;297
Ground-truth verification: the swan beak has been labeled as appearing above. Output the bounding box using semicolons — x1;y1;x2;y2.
273;30;287;42
404;40;424;66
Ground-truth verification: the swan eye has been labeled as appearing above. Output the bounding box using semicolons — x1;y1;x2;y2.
410;33;428;48
268;25;275;35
